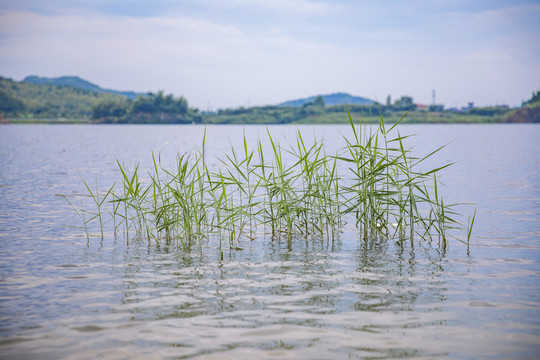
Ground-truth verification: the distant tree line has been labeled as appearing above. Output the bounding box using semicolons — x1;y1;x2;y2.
523;90;540;107
505;89;540;123
205;95;327;124
92;91;200;124
1;76;537;123
0;77;109;118
0;77;200;123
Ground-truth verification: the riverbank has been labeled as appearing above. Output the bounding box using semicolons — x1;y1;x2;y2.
2;102;539;124
0;113;533;124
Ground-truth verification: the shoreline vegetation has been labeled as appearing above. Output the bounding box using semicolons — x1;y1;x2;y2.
64;110;477;257
1;76;539;124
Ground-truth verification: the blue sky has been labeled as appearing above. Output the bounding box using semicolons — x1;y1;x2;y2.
1;0;539;110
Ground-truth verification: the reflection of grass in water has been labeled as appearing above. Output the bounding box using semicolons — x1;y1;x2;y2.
65;110;475;253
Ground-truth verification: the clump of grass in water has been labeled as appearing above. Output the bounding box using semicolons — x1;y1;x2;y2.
65;111;476;254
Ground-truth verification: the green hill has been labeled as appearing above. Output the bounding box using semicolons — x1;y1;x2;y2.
0;76;125;119
2;74;537;124
279;92;374;107
504;89;540;123
23;75;140;99
0;76;200;124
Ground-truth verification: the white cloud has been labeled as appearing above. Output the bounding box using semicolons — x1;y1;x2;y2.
232;0;336;15
459;51;511;62
0;10;344;107
0;1;539;109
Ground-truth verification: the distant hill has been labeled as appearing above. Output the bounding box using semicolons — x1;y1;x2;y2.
0;76;126;118
1;76;201;123
279;92;375;107
23;75;141;99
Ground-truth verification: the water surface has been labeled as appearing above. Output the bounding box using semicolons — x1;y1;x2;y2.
0;124;539;359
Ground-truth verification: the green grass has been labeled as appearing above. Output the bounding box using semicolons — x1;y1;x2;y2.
65;111;475;253
293;111;507;124
5;117;89;124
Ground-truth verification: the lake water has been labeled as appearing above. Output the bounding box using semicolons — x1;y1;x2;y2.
0;124;539;359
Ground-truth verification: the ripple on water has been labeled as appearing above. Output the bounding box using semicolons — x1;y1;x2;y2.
1;124;540;359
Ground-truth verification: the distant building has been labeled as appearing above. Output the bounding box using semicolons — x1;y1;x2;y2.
461;102;474;112
398;96;414;107
415;104;429;111
393;96;415;109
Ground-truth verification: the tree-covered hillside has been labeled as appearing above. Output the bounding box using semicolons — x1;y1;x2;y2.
23;76;140;99
0;76;124;118
279;92;374;107
504;89;540;123
0;76;200;123
1;75;537;123
91;91;201;124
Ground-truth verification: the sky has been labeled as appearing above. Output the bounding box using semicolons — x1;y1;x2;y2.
0;0;539;110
